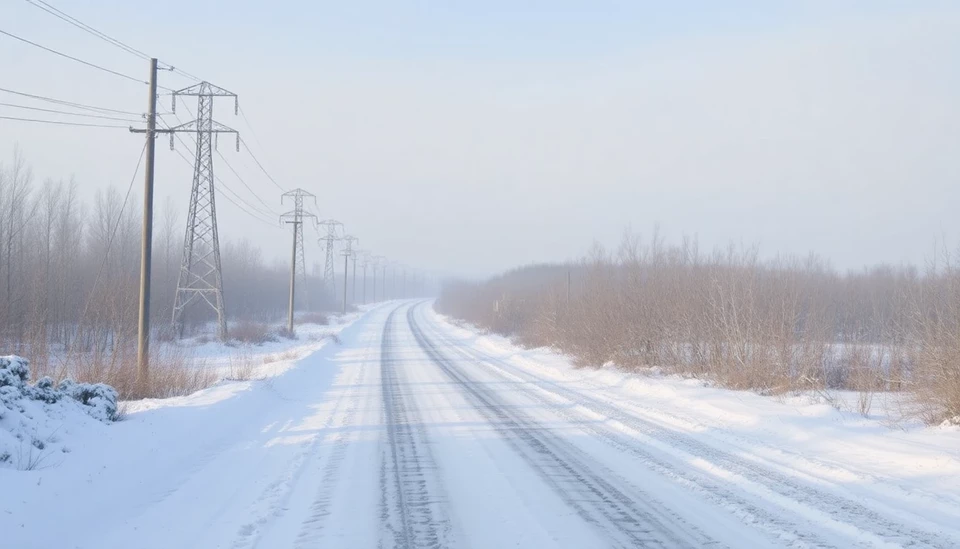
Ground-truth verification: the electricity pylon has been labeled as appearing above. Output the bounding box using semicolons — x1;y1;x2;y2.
340;235;358;314
371;255;385;302
280;188;316;333
318;219;343;296
168;81;240;340
391;261;402;300
352;249;367;305
358;251;371;304
381;259;389;300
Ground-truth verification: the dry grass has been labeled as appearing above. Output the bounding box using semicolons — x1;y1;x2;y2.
48;345;216;401
261;349;300;365
299;312;329;325
437;231;960;424
231;321;278;345
227;350;256;381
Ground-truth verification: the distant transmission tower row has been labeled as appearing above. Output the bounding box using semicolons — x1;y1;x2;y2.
319;219;343;295
134;73;404;352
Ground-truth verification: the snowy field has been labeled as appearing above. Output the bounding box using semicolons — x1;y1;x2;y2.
2;300;959;548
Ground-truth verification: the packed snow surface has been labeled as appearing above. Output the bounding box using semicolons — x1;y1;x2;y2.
2;301;959;548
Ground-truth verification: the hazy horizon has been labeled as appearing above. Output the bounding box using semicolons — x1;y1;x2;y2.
3;1;960;278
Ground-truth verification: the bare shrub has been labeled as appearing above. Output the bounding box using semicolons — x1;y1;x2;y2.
437;229;950;420
300;312;329;325
133;351;215;399
277;350;299;361
66;346;215;400
231;321;277;345
910;258;960;424
227;350;256;381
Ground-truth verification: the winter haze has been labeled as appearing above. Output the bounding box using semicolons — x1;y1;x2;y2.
2;1;959;276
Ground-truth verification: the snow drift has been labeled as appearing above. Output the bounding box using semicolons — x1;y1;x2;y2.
1;355;118;470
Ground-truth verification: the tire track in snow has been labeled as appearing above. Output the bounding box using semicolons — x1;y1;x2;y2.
230;333;372;549
420;305;960;549
417;309;830;548
292;333;378;548
408;305;712;549
378;306;449;549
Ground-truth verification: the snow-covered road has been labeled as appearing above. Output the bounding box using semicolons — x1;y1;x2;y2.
4;300;960;548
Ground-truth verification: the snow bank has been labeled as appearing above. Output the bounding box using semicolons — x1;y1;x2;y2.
1;355;118;470
431;309;960;501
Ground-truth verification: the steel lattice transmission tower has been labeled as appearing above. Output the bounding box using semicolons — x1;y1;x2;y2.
340;235;358;314
280;188;317;332
318;219;343;296
168;82;239;340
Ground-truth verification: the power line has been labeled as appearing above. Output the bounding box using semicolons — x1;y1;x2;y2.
76;141;147;329
240;137;285;191
23;0;199;90
162;125;279;228
238;105;271;162
0;86;141;115
0;114;128;128
0;27;147;85
216;179;280;228
170;141;279;228
0;101;141;122
160;109;279;222
161;111;278;217
216;150;281;217
23;0;149;59
170;67;201;82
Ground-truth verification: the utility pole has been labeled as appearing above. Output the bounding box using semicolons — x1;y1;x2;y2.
351;249;363;305
380;259;392;301
392;262;399;300
166;81;240;340
318;219;343;298
360;252;370;304
369;257;376;303
340;235;358;314
132;58;158;381
371;256;384;302
280;189;316;333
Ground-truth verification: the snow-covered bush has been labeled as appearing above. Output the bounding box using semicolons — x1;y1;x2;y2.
2;355;120;470
0;355;29;389
1;356;119;422
57;379;119;422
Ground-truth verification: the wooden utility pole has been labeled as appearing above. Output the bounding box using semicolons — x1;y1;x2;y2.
136;58;158;381
351;253;358;304
340;236;357;314
342;253;349;314
287;219;297;333
280;189;316;335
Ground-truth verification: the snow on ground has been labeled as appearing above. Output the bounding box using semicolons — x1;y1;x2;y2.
1;356;118;472
0;304;381;549
3;300;960;548
0;309;365;474
435;309;960;536
127;309;367;414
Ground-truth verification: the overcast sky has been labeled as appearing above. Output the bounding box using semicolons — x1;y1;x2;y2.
2;1;960;277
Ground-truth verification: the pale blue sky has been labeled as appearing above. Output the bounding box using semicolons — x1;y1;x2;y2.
3;1;960;276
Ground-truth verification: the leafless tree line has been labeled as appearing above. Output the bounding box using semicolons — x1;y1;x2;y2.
437;229;960;424
0;149;339;393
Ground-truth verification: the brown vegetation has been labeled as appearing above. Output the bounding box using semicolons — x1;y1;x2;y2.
438;231;960;424
0;149;347;399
